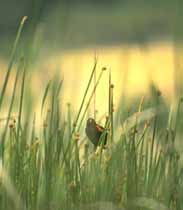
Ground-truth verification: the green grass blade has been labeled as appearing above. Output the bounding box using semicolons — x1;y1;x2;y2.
72;58;97;135
41;80;51;116
0;16;27;110
77;68;106;131
0;58;23;160
17;63;26;140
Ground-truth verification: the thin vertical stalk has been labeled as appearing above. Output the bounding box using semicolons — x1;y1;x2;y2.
77;68;106;131
94;60;96;120
0;16;27;110
71;58;97;135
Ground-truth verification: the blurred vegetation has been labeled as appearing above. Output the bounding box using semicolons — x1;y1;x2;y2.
0;0;183;56
0;18;183;210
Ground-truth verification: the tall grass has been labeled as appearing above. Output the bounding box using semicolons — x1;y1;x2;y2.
0;17;183;210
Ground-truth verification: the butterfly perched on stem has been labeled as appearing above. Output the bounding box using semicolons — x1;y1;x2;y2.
85;118;107;149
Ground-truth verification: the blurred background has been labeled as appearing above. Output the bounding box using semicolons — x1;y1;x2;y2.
0;0;183;116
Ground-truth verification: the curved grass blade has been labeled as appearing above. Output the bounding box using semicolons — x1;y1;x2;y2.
0;16;27;110
41;80;51;116
17;63;26;140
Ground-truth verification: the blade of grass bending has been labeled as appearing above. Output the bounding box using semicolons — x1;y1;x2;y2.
77;67;106;131
0;58;23;161
122;107;156;134
56;79;63;97
136;122;149;149
0;16;27;110
41;80;51;116
17;63;26;140
31;113;36;144
71;58;98;135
